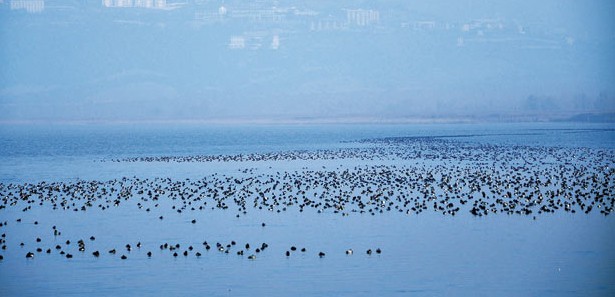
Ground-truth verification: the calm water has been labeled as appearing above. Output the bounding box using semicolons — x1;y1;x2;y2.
0;122;614;296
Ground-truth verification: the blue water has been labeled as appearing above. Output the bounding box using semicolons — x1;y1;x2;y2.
2;122;614;157
0;122;613;296
1;122;613;182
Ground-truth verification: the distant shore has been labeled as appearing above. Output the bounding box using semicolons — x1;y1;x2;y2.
1;111;613;126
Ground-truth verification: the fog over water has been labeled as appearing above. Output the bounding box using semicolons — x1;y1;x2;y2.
0;0;613;123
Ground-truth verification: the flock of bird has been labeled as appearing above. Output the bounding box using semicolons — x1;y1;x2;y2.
3;228;385;261
0;136;613;261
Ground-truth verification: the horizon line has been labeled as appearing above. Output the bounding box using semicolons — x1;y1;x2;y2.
1;113;613;126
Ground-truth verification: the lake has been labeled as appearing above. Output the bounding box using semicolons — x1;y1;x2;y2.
0;122;613;296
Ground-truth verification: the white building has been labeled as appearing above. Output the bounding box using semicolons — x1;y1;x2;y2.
346;9;379;27
229;8;283;23
228;36;246;49
10;0;44;13
271;34;280;50
102;0;166;9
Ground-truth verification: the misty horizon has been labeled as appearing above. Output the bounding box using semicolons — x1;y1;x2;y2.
1;0;614;123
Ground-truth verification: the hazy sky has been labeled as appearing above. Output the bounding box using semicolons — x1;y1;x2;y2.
0;0;613;123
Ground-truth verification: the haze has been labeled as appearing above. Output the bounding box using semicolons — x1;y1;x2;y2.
1;0;613;123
